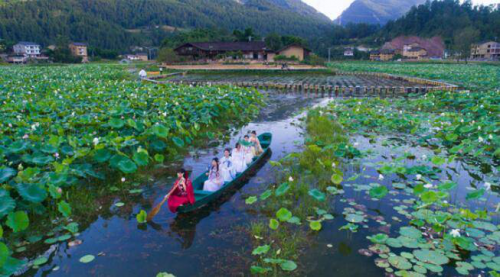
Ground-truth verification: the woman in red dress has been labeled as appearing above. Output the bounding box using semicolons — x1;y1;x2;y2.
167;169;195;213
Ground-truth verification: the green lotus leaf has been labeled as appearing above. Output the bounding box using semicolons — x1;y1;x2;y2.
466;189;485;201
280;260;297;271
250;266;271;274
400;227;422;239
58;201;72;217
275;208;292;222
388;255;412;270
0;257;26;276
386;238;403;248
0;195;15;219
65;222;79;234
473;221;497;231
133;151;149;166
345;213;364;223
252;245;270;255
156;272;175;277
108;118;125;129
367;233;389;244
172;137;185;147
79;255;95;263
431;156;446;166
154;154;165;163
245;196;257;205
152;124;169;138
33;256;48;266
308;189;326;201
269;219;279;230
136;210;147;224
150;139;167;151
331;173;343;185
6;211;29;233
0;168;16;183
0;226;3;238
445;133;458;142
94;149;112;163
369;185;388;199
260;189;272;200
287;216;301;225
40;144;58;154
413;249;449;265
17;183;47;203
31;154;54;166
117;158;138;174
438;181;457;191
420;191;438;203
8;141;28;154
60;145;74;156
0;242;8;268
275;182;290;196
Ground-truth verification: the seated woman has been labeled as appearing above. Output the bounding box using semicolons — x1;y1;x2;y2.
220;148;236;183
250;131;264;155
168;169;195;213
242;135;254;165
203;158;224;192
231;143;248;174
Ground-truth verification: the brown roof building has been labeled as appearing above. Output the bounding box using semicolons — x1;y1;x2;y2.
383;36;444;58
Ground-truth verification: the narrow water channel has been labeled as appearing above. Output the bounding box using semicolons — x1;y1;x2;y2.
26;93;327;277
23;91;499;277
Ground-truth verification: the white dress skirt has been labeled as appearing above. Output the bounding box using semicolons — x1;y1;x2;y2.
220;157;236;182
231;149;248;173
243;145;254;165
203;168;224;192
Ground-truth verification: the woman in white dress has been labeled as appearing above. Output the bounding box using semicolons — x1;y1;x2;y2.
243;135;254;165
231;143;248;174
203;158;224;192
220;148;236;182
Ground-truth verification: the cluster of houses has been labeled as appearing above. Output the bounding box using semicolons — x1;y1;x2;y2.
470;41;500;60
2;41;150;64
173;41;310;62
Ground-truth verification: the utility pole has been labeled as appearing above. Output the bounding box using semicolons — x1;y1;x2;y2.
328;47;333;64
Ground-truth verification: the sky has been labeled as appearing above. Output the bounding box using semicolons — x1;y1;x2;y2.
303;0;500;20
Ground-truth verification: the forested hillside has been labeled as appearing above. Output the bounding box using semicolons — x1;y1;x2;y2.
380;0;500;44
0;0;331;50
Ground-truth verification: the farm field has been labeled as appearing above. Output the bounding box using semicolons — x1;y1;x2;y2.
165;72;430;88
331;61;500;90
0;61;498;277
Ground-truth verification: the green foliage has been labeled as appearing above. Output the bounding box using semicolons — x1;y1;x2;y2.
6;211;29;233
136;210;147;224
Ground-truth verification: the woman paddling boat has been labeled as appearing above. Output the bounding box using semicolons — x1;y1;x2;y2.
167;169;195;213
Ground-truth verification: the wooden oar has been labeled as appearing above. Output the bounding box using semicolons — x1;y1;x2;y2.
147;187;176;222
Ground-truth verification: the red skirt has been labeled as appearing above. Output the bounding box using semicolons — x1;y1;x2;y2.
168;192;191;213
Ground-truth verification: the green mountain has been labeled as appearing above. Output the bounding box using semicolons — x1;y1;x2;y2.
335;0;426;26
0;0;332;51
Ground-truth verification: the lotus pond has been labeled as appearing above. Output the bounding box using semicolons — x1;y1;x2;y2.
0;62;499;277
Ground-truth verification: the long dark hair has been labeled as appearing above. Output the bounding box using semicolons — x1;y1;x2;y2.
177;168;189;179
235;142;241;149
212;158;220;171
224;148;232;156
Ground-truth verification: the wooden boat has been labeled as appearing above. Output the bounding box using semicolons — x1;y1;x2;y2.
177;133;272;213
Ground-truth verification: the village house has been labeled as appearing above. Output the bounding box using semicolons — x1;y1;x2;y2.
370;49;395;61
125;53;148;61
13;41;41;58
69;42;89;62
470;41;500;60
276;44;310;61
343;47;354;57
174;41;310;62
403;44;428;60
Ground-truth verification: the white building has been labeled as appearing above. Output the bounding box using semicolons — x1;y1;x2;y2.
344;47;354;57
13;42;41;58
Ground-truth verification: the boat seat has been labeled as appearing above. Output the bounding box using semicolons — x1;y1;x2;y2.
194;190;211;196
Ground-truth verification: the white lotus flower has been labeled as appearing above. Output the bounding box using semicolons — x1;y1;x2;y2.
489;134;493;140
478;137;484;143
416;174;422;180
424;183;434;189
460;119;464;123
121;178;126;182
484;182;492;191
450;229;461;238
332;162;336;168
93;137;100;145
422;154;427;160
289;176;294;182
23;134;29;139
54;153;59;159
378;174;384;181
8;123;12;128
478;126;481;130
